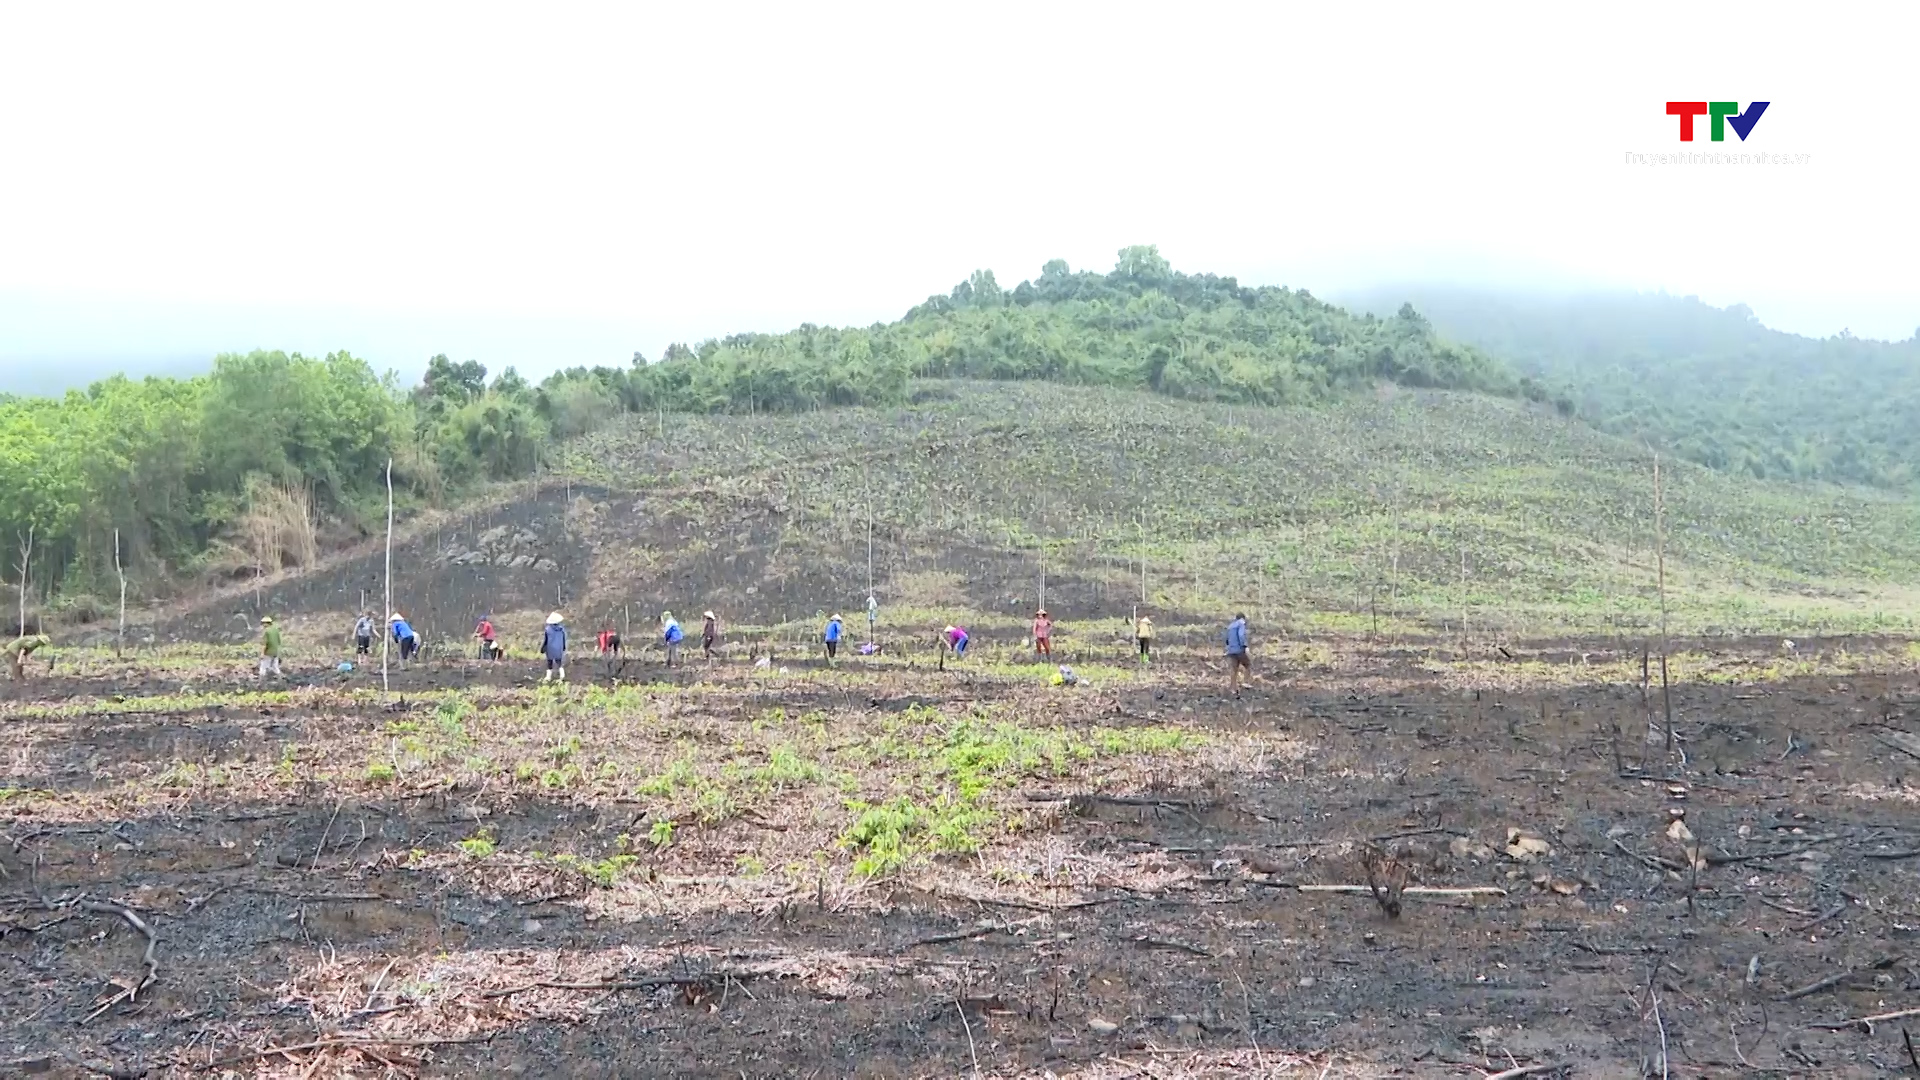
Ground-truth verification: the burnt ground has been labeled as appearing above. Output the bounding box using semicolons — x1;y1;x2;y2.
4;639;1920;1078
118;480;1151;664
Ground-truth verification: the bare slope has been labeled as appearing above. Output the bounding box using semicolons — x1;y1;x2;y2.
564;381;1920;637
147;380;1920;644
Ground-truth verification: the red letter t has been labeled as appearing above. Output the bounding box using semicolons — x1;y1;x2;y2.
1667;101;1708;142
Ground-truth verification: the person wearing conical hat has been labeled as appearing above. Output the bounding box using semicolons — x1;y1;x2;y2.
390;612;420;665
542;611;568;682
701;611;720;661
823;613;843;663
938;624;969;669
1135;614;1154;664
258;616;283;680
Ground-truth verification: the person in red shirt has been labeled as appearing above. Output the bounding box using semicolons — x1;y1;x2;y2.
1032;609;1053;659
474;616;500;660
597;627;622;656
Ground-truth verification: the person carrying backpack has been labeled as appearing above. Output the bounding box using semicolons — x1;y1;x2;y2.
542;611;568;682
823;613;843;662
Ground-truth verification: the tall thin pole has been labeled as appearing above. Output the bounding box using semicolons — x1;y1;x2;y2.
1654;453;1673;754
1653;454;1668;644
382;459;394;693
1138;512;1147;605
114;529;126;658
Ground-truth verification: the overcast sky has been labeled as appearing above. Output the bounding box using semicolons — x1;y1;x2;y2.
2;2;1914;390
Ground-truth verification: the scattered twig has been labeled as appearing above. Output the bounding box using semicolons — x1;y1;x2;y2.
1793;903;1847;933
1133;936;1211;958
1904;1027;1918;1072
197;1033;495;1070
1610;837;1685;874
364;957;399;1011
1483;1064;1567;1080
1756;896;1815;919
1863;848;1920;861
311;800;344;872
1368;826;1457;843
955;998;981;1079
1296;884;1506;898
1650;984;1670;1080
480;973;747;999
892;926;1001;953
1779;956;1899;1002
1811;1004;1920;1034
77;900;158;997
1232;970;1264;1072
183;883;237;913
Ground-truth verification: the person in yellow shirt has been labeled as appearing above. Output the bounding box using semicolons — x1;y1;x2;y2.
1135;615;1153;664
259;617;283;679
6;634;50;681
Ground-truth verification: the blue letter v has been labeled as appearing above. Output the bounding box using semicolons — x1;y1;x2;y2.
1728;102;1769;141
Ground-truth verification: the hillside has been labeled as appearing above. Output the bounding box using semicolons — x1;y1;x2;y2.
0;250;1519;617
616;247;1518;415
1352;287;1920;489
546;381;1920;638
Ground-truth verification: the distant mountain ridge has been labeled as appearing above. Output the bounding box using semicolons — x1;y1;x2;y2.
0;355;211;398
1350;287;1920;489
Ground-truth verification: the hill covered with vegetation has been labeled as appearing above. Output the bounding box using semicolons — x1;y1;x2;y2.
567;381;1920;637
1;249;1523;613
612;245;1523;414
8;252;1918;637
1354;287;1920;489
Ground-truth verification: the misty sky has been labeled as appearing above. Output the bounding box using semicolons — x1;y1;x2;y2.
2;2;1915;391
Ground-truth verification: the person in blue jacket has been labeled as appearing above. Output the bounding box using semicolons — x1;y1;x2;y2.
661;611;684;668
823;613;843;663
1224;612;1251;696
390;612;420;665
542;611;568;682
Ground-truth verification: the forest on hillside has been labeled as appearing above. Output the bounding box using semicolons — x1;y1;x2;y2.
1356;288;1920;489
610;245;1526;414
2;248;1525;611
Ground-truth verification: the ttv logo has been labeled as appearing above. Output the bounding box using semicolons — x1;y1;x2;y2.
1666;101;1769;142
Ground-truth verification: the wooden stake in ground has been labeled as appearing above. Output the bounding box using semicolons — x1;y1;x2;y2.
382;459;393;694
114;529;127;659
1138;511;1147;606
15;524;32;639
1653;453;1674;754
